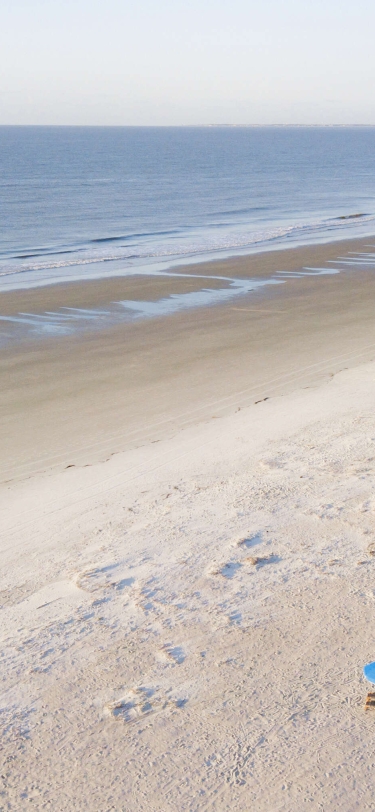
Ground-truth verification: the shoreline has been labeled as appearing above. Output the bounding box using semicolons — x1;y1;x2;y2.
2;219;375;295
2;236;375;484
1;234;374;348
1;233;374;304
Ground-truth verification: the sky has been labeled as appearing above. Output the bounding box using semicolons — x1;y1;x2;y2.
1;0;374;126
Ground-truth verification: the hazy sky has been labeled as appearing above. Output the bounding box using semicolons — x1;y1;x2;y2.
1;0;374;125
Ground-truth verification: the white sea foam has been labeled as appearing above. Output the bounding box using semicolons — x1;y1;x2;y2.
1;214;375;291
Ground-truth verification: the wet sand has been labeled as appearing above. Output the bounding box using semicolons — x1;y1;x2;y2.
2;237;375;482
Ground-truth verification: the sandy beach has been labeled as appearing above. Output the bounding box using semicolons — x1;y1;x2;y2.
2;238;375;809
2;237;375;483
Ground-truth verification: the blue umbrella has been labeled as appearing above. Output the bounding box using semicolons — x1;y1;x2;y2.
364;662;375;684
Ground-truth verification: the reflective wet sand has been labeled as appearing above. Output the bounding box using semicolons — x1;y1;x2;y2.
2;236;375;481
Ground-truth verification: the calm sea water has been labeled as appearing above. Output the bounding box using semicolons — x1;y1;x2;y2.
1;126;375;292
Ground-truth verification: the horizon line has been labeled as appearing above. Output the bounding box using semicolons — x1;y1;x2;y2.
1;123;375;128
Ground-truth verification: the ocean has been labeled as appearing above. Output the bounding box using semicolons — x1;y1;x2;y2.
1;126;375;292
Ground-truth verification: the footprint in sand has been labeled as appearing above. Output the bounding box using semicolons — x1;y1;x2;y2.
244;553;280;569
211;552;279;579
135;582;169;613
159;644;186;664
104;685;188;722
259;456;287;470
209;561;242;579
76;564;135;594
235;533;263;549
228;610;242;625
210;560;246;579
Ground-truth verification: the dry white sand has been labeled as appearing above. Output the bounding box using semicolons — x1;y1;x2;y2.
2;357;375;810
